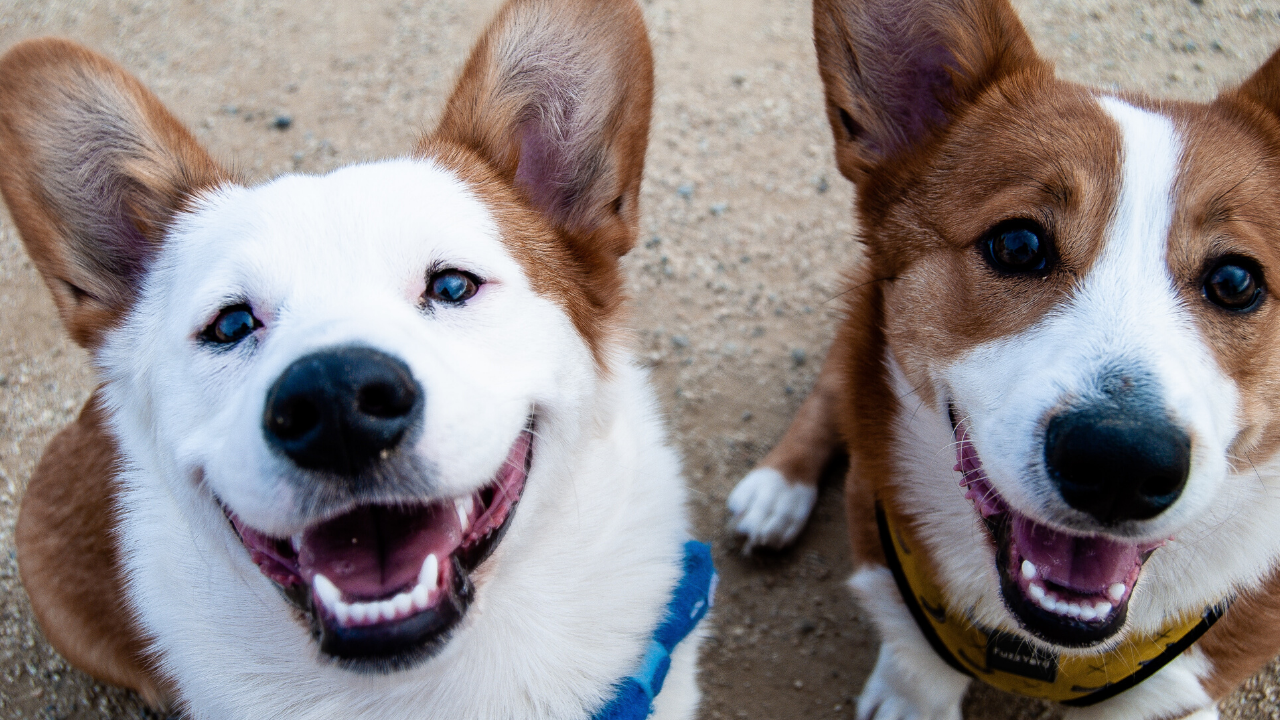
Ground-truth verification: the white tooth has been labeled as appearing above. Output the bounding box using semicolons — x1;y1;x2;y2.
379;600;397;622
1108;583;1126;601
1028;583;1046;600
1021;560;1037;580
463;495;475;516
312;574;342;610
455;498;470;530
335;601;352;626
1095;601;1113;616
1039;593;1056;611
393;592;413;616
1080;606;1098;621
420;554;439;590
1066;603;1082;618
411;583;431;610
350;603;369;624
291;533;304;553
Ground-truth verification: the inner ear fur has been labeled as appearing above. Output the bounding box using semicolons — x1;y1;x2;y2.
428;0;654;261
0;38;227;349
813;0;1045;184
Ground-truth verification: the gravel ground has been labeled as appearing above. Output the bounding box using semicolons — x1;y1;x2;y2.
1;1;1279;718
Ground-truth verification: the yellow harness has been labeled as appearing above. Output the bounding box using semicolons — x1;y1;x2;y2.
876;503;1225;706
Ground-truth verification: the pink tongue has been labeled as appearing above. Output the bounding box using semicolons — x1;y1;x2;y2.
1012;515;1140;593
297;503;462;599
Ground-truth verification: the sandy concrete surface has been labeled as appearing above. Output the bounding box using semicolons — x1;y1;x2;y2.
1;0;1279;718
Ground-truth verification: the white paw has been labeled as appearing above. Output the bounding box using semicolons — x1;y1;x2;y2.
856;643;966;720
726;467;817;551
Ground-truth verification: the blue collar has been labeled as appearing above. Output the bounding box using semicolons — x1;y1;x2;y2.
591;541;717;720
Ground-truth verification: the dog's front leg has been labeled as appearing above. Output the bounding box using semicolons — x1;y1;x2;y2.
1061;646;1217;720
727;349;845;550
850;566;970;720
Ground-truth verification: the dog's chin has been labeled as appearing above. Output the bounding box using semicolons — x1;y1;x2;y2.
948;409;1165;649
221;426;533;673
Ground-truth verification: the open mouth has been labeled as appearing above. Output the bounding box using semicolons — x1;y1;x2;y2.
223;426;533;670
950;410;1164;647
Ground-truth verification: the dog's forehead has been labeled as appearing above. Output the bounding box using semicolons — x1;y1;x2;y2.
166;159;523;308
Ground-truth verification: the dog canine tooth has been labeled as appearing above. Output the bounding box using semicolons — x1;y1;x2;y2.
1108;583;1126;601
1021;560;1037;580
313;574;342;610
455;498;470;530
420;554;439;591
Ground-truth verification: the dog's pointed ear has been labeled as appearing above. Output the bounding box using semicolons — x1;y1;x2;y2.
430;0;653;260
0;38;227;349
813;0;1044;183
1232;48;1280;122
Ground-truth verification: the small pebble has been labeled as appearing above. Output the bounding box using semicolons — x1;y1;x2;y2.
273;115;293;130
671;335;689;349
710;202;728;216
677;183;694;199
791;348;807;366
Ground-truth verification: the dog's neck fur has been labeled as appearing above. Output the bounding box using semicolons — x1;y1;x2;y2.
112;353;693;719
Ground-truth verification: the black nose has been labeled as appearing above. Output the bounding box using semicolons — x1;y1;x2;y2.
1044;406;1191;524
263;347;422;475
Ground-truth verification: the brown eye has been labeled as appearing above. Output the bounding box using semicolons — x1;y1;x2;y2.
1204;257;1264;311
200;304;261;345
424;269;480;305
983;220;1051;274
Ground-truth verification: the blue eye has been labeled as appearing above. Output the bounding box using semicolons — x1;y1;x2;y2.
425;270;479;305
201;304;261;345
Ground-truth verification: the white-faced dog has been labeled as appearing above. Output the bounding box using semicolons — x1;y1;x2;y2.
0;1;711;717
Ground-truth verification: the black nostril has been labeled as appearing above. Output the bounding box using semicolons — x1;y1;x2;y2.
263;346;423;476
1045;405;1191;525
269;396;321;441
356;381;415;419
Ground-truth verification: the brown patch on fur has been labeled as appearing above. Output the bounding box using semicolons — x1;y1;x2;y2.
754;342;847;491
428;0;654;360
15;393;171;708
0;38;229;349
1196;566;1280;700
1166;80;1280;467
421;139;631;362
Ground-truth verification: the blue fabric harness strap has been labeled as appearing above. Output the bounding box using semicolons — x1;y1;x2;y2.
592;541;717;720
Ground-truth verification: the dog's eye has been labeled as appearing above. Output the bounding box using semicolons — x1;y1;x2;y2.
201;304;261;344
983;221;1050;274
424;269;480;305
1204;257;1264;312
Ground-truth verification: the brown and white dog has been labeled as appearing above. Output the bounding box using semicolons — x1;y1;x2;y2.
728;0;1280;717
0;1;708;718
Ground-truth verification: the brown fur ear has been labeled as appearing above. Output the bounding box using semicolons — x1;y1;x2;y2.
813;0;1045;184
1231;47;1280;126
0;38;228;349
429;0;653;261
